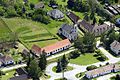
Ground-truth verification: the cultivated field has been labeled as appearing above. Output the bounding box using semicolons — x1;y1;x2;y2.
2;18;65;49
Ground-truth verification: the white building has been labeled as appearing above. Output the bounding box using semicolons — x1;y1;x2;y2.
58;23;78;41
110;40;120;55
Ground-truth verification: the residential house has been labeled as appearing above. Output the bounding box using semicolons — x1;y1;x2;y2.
78;20;115;36
31;39;71;57
9;74;28;80
35;2;44;9
112;5;120;14
47;9;64;19
67;12;80;24
110;40;120;56
0;55;14;66
85;64;120;79
107;6;118;15
31;45;43;57
58;23;78;41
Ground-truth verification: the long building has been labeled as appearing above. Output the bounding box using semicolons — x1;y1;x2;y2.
85;64;120;79
31;39;71;57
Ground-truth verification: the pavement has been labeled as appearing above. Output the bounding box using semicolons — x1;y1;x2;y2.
45;41;120;80
1;63;27;72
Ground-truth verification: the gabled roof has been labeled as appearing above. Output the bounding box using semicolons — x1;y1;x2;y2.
86;64;120;77
67;12;80;23
110;40;120;54
47;9;64;19
0;55;14;64
42;39;71;53
31;45;42;56
60;23;74;34
79;20;94;32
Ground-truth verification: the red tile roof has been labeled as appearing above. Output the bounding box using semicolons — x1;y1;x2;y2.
31;39;71;56
42;39;71;53
31;44;42;56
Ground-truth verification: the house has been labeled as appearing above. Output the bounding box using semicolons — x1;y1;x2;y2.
35;2;44;9
107;6;118;15
110;40;120;55
0;55;14;66
116;18;120;26
112;5;120;14
85;64;120;79
31;45;43;57
31;39;71;57
9;74;28;80
47;9;64;19
42;39;71;56
78;20;115;36
58;23;78;41
67;12;80;24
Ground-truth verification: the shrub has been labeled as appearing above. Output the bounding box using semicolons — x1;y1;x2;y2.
86;65;98;71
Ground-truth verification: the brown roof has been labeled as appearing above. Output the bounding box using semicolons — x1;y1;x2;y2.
0;55;14;64
31;45;42;56
79;20;94;32
67;12;80;23
42;39;71;53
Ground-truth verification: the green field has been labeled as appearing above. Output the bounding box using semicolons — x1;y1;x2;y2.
70;53;100;65
0;18;12;41
2;17;64;48
1;70;15;80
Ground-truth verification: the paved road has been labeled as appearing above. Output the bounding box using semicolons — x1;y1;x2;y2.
1;63;27;72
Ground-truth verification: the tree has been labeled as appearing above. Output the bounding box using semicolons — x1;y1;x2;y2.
61;55;68;70
86;65;98;71
115;0;118;3
0;70;3;79
56;59;62;72
93;16;97;25
28;59;42;80
39;51;47;71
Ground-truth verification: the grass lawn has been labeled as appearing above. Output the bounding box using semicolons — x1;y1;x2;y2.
52;66;73;73
1;70;15;80
0;18;12;41
70;53;100;65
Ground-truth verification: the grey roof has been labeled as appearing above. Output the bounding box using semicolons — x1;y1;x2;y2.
35;2;44;9
79;20;94;32
60;23;74;34
47;9;64;19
